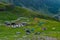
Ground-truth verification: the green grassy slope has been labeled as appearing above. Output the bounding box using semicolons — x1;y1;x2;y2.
0;18;60;40
0;3;58;22
0;3;38;21
0;3;60;40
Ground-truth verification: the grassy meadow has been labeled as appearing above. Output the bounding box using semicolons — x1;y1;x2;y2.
0;3;60;40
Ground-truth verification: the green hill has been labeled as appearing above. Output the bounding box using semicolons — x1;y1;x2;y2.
0;3;38;21
0;3;60;40
0;3;58;22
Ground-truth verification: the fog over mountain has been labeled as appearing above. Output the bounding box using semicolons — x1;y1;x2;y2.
0;0;60;19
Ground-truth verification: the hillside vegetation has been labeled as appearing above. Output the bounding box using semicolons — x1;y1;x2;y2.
0;3;37;21
0;3;60;40
0;3;58;22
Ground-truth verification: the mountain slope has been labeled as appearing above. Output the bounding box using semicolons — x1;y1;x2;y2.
0;3;60;40
0;3;59;23
0;3;39;21
0;0;60;21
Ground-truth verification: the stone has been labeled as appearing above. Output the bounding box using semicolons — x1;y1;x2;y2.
11;23;16;25
26;32;30;35
15;25;19;28
26;30;30;33
42;27;47;31
5;21;10;25
11;25;16;28
18;24;21;27
26;29;31;35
